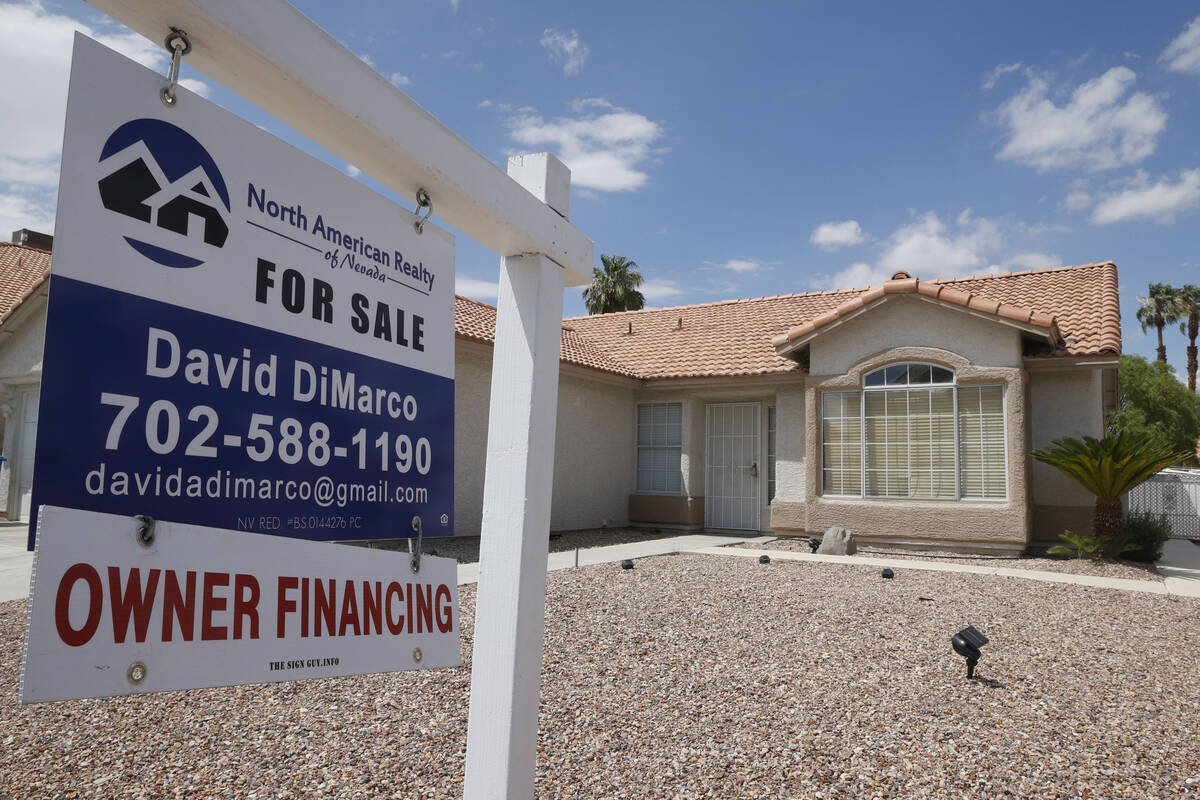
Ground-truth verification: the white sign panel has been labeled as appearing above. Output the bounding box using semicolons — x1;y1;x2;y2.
21;506;460;704
32;35;455;545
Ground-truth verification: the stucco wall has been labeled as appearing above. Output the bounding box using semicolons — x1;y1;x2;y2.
808;296;1023;376
453;346;492;537
1029;368;1106;542
550;371;636;531
454;342;636;536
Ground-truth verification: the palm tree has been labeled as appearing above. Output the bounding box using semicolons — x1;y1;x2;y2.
1032;432;1185;549
1178;284;1200;392
583;255;645;315
1136;283;1182;364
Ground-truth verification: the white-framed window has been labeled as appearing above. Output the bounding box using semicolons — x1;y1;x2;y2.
636;402;683;494
767;405;777;502
820;363;1007;500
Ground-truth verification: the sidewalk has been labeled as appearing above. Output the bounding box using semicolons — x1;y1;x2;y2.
1157;538;1200;598
685;538;1200;599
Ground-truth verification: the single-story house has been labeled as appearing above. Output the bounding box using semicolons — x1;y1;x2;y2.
1;230;1119;552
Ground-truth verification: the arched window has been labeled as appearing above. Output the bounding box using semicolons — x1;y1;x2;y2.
821;363;1006;500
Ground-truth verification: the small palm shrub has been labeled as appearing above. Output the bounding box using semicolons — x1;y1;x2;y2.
1120;511;1172;563
1032;432;1185;553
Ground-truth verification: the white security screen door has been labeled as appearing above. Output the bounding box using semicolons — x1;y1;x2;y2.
705;403;761;530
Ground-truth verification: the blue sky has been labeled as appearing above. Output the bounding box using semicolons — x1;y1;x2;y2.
3;1;1200;373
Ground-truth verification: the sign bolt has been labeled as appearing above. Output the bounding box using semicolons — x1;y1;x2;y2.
134;515;156;547
127;662;148;685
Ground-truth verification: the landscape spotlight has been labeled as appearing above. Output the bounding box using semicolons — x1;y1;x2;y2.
951;626;989;679
620;559;634;570
808;537;822;554
881;568;894;579
759;554;771;564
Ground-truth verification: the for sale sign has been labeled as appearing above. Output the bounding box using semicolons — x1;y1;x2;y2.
30;35;455;546
20;506;460;703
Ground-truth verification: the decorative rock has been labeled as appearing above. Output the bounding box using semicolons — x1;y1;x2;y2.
759;554;771;564
817;526;857;555
881;568;894;579
620;559;635;570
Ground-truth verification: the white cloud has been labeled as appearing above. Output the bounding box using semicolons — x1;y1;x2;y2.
356;52;376;68
344;164;361;178
569;97;612;112
1161;16;1200;74
810;220;865;250
0;2;210;233
982;62;1022;90
540;28;589;76
721;259;760;273
1064;188;1093;212
506;103;664;192
455;276;499;299
878;210;1001;275
441;50;458;60
0;192;55;239
823;210;1015;289
389;72;412;87
998;252;1062;271
994;66;1166;171
1091;169;1200;224
477;99;493;109
641;279;686;303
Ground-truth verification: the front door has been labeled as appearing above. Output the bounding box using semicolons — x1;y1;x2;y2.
705;402;761;530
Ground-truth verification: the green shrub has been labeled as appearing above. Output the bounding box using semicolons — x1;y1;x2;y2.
1119;511;1172;563
1047;530;1109;559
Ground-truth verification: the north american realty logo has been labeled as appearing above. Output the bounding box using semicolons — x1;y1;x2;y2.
97;119;230;268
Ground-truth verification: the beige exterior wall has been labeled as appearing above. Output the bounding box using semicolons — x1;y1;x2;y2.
1028;368;1106;542
809;296;1024;376
454;341;638;536
772;334;1032;548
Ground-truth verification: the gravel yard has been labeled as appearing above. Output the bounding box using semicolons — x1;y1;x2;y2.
2;553;1198;799
742;538;1165;582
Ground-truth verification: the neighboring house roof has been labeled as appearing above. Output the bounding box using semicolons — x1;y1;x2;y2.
0;243;51;325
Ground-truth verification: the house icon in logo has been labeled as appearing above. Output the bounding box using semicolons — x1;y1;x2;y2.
440;514;449;526
97;118;231;268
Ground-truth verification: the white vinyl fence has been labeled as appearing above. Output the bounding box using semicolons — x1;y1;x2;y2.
1127;469;1200;540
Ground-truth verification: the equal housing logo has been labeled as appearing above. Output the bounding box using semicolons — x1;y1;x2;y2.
97;118;231;269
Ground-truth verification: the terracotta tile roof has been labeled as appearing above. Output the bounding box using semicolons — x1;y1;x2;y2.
454;295;637;377
0;242;51;324
772;269;1063;349
558;262;1119;379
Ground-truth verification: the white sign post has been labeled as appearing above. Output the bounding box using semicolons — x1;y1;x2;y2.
21;506;459;704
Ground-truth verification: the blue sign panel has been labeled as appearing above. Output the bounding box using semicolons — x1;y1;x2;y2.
30;36;456;546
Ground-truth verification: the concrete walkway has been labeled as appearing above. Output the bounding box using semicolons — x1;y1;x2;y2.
456;534;773;585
